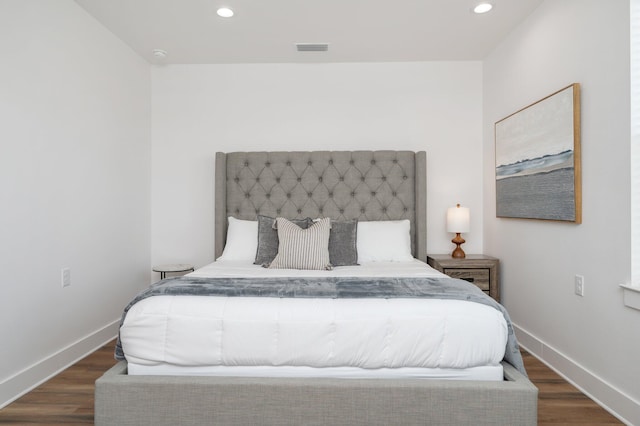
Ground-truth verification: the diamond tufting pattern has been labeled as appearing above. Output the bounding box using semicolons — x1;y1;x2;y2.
222;151;418;254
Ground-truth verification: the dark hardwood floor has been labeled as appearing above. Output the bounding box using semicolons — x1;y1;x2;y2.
0;342;116;425
0;341;623;425
520;351;623;425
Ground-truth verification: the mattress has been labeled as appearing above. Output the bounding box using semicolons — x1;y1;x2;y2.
120;260;508;380
127;363;504;381
188;258;445;278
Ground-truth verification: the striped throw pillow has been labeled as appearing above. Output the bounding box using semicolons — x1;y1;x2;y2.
268;217;332;270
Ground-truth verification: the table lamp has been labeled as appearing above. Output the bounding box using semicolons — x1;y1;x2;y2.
447;204;470;258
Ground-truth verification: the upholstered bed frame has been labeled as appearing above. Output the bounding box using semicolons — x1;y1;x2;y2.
213;151;427;260
95;151;537;425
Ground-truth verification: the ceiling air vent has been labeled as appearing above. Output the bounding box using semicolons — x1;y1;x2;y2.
296;43;329;52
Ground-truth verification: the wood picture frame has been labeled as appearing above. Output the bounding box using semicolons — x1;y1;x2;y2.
495;83;581;223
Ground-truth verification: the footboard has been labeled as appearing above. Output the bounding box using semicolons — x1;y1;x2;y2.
95;361;537;426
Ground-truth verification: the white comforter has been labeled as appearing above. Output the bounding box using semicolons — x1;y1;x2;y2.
120;260;508;377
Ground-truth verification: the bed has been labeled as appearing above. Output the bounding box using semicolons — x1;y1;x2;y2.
95;151;537;425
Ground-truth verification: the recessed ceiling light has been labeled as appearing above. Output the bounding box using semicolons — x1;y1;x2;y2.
473;3;493;14
217;7;234;18
152;49;167;59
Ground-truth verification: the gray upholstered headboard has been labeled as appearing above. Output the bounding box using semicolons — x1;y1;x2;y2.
215;151;427;261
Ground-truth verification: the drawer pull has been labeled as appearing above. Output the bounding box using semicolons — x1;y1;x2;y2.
461;277;475;283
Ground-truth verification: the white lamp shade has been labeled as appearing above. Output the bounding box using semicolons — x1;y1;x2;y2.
446;205;470;233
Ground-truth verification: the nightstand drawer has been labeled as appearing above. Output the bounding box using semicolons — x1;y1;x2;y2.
444;268;490;291
427;254;499;302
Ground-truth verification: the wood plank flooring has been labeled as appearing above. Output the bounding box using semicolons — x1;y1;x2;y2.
520;351;623;425
0;341;624;425
0;342;116;425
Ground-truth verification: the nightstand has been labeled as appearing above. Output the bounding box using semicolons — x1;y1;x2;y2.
427;254;500;302
152;264;194;280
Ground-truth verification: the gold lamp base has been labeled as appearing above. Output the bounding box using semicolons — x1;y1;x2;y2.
451;233;466;258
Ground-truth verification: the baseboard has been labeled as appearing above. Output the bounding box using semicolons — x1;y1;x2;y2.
0;319;119;409
514;323;640;425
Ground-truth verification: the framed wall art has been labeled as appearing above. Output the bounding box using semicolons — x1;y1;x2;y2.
495;83;581;223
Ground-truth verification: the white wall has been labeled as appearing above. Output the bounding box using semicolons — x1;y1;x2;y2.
483;0;639;422
0;1;151;407
151;62;483;271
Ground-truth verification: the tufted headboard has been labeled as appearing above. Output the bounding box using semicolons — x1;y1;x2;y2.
215;151;427;261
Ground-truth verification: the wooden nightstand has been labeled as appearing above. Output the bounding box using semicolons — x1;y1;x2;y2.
427;254;500;302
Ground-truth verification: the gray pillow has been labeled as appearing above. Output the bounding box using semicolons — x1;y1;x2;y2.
328;219;358;266
269;217;332;270
254;215;311;265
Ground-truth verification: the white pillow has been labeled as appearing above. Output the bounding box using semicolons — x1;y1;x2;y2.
357;220;413;262
217;217;258;262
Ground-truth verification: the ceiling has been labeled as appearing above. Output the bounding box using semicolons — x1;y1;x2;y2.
74;0;544;64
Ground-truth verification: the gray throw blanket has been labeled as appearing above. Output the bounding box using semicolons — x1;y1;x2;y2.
115;275;526;375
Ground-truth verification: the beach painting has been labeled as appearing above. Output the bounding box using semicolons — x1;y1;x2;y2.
495;84;581;223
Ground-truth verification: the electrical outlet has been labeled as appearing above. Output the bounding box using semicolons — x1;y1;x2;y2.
574;275;584;296
61;268;71;288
